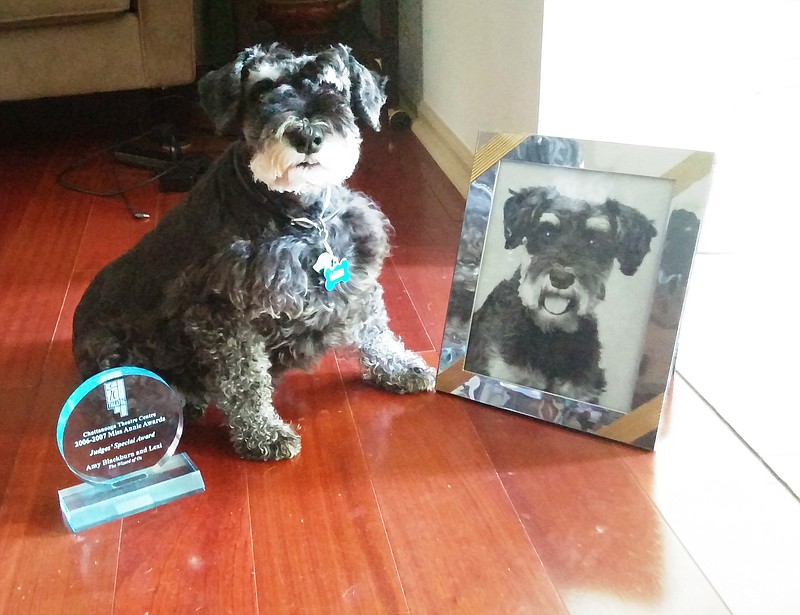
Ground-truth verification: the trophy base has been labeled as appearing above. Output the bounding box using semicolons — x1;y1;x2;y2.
58;453;205;533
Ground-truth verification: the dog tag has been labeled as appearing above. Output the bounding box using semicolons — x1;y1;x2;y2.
323;258;350;291
313;252;335;273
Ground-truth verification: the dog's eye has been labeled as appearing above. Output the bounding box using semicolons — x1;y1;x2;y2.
250;78;276;100
585;232;612;252
538;224;558;241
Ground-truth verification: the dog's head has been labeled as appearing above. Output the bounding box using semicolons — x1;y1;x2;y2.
503;186;657;333
198;44;387;194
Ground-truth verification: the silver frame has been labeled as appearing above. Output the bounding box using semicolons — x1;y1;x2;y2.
436;133;714;449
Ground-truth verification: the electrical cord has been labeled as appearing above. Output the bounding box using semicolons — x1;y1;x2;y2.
56;127;177;220
110;160;151;220
57;92;221;219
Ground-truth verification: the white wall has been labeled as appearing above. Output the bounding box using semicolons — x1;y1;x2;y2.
413;0;545;194
538;0;800;253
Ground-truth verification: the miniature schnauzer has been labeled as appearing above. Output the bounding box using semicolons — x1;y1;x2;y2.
72;44;435;461
465;185;657;403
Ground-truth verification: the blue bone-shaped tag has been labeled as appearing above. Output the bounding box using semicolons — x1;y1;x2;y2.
323;258;350;291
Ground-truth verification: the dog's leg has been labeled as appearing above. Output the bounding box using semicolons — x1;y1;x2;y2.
355;287;436;394
216;362;301;461
214;351;300;461
186;315;300;461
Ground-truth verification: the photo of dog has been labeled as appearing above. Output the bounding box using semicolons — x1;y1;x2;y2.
464;184;658;405
72;43;435;461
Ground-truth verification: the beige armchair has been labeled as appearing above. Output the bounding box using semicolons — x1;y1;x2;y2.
0;0;195;101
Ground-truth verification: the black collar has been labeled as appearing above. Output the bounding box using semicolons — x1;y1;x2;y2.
229;141;327;228
232;141;277;205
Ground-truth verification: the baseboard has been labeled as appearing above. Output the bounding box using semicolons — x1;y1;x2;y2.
411;101;474;198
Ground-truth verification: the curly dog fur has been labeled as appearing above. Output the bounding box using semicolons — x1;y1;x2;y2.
72;44;435;461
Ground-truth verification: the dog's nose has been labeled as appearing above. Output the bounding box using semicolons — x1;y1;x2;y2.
549;268;575;289
286;124;324;155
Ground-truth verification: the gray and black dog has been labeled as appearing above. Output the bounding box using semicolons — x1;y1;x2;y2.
465;185;657;403
72;44;435;461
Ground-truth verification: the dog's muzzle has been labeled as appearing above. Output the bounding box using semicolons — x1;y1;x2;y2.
539;291;576;316
539;267;577;315
286;123;324;156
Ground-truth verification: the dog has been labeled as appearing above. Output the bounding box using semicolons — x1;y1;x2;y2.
72;43;435;461
464;185;657;403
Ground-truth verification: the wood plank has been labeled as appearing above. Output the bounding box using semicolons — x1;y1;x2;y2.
357;131;467;225
0;388;36;500
352;132;465;240
347;132;465;353
0;150;93;388
338;354;567;614
247;355;409;614
378;257;435;353
39;269;93;387
0;142;51;261
463;400;730;614
624;376;800;614
387;241;460;350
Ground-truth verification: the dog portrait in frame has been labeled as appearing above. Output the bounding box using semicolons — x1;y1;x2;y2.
437;133;713;449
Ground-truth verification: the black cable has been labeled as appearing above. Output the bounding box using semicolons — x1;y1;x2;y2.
57;127;176;219
110;161;151;220
57;92;219;219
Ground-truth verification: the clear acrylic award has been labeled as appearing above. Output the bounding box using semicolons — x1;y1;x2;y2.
56;367;205;533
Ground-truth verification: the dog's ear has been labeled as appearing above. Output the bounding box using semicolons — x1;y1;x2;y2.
604;199;658;275
503;186;558;249
198;45;266;134
337;45;387;131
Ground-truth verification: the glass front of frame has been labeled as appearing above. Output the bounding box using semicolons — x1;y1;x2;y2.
437;133;714;449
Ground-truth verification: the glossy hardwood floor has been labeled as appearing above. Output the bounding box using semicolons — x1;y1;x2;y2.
1;93;798;615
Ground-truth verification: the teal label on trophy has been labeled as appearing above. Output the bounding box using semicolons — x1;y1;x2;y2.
57;367;184;484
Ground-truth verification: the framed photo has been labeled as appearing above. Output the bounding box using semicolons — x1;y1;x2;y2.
436;133;714;449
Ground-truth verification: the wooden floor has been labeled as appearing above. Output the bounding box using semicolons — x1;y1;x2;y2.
0;93;798;615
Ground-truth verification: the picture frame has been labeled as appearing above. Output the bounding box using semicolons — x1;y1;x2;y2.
436;133;714;449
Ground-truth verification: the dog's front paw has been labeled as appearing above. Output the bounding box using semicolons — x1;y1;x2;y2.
400;363;437;394
363;350;436;394
232;421;301;461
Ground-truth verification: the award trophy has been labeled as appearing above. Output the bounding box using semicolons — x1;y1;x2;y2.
56;367;205;533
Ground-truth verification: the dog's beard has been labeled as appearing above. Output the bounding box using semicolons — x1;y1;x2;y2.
249;128;362;193
517;258;602;334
